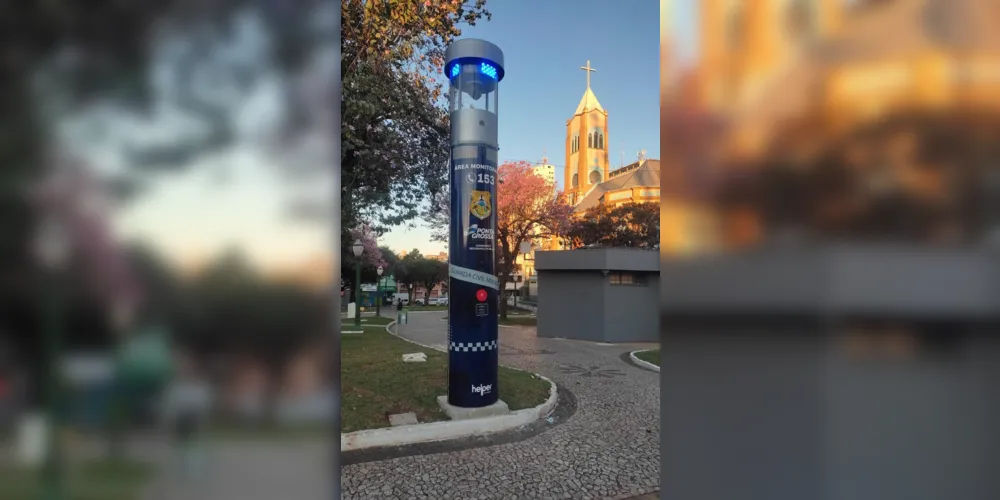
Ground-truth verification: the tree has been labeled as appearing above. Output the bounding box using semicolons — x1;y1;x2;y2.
412;257;448;304
341;0;491;241
177;250;326;422
394;250;424;303
568;202;659;248
424;187;451;243
424;161;573;317
494;161;573;318
341;224;387;293
379;246;400;275
1;2;337;413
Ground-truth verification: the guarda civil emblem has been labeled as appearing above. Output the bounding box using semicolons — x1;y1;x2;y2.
469;190;492;220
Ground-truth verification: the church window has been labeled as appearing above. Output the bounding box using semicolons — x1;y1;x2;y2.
589;171;602;184
572;174;579;188
726;3;744;51
787;0;815;40
588;133;593;148
589;128;605;150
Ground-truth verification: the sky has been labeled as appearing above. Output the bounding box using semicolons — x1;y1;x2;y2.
381;0;693;256
87;2;698;271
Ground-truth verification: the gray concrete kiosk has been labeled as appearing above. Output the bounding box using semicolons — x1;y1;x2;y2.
660;245;1000;500
535;248;659;342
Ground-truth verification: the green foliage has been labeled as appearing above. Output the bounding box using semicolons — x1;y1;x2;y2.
379;245;400;272
173;249;327;369
341;0;491;232
388;250;447;300
341;316;549;433
568;202;660;248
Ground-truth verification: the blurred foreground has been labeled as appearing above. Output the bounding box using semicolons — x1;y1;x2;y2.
660;1;1000;499
0;1;335;499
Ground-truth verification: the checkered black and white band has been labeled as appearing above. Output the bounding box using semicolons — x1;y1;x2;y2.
449;340;498;352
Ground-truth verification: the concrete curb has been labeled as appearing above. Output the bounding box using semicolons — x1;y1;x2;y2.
340;321;559;452
629;350;660;373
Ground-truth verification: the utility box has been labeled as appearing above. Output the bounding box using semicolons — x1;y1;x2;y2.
535;248;659;342
660;245;1000;500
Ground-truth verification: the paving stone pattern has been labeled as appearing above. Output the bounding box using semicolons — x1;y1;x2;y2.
341;311;661;499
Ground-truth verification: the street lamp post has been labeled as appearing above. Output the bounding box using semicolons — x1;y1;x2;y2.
107;298;133;460
352;240;364;328
34;215;69;500
375;266;384;318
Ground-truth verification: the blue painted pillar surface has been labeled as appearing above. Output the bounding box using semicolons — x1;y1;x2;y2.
444;39;505;408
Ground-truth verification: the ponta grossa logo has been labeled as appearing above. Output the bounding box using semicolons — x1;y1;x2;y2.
471;383;493;396
467;224;494;240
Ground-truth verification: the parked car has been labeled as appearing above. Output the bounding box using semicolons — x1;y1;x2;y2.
429;296;449;306
414;298;424;306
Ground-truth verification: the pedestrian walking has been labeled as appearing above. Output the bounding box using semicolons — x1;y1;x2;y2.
160;353;212;480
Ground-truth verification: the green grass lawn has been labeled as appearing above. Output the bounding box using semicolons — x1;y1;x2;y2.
0;458;153;500
634;349;660;366
341;317;551;433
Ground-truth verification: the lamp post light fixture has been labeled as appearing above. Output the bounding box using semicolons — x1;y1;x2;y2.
352;239;364;327
34;214;70;500
376;265;384;318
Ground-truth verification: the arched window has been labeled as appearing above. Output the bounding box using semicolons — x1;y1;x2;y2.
588;133;593;148
572;174;579;188
787;0;814;40
726;3;744;51
589;128;604;150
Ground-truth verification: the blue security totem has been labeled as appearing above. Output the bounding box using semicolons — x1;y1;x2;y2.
444;39;505;408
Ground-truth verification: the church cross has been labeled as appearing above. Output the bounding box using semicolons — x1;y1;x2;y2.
580;60;596;89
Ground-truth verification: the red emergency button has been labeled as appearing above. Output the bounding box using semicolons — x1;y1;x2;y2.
476;289;488;302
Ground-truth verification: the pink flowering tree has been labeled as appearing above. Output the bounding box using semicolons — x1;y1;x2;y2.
33;157;142;329
495;161;573;318
421;160;573;317
342;223;388;292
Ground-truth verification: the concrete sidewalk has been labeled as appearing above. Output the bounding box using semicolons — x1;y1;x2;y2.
342;311;661;500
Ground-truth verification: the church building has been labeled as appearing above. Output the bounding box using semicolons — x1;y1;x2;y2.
564;61;661;213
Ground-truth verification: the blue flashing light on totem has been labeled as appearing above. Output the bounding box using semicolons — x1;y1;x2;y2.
449;61;498;80
480;62;497;80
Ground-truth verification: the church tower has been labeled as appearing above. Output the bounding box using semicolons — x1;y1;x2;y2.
565;60;610;206
697;0;843;112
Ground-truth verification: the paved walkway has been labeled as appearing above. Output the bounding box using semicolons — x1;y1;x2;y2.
342;311;661;500
141;439;330;500
100;309;658;500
